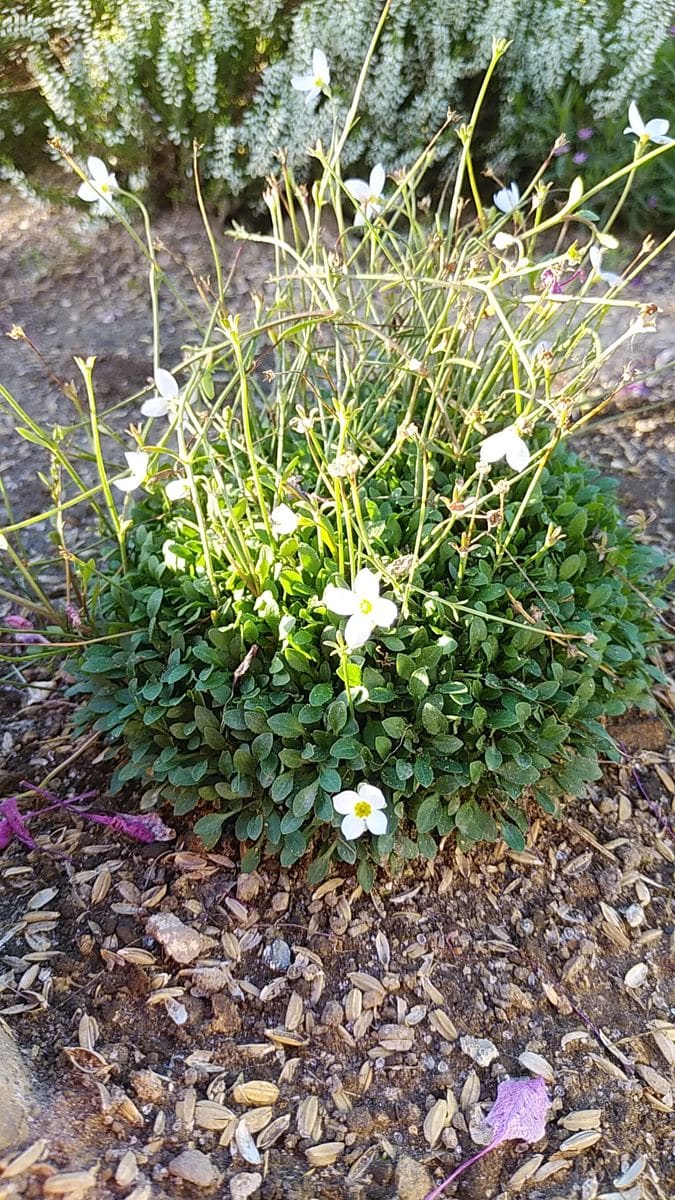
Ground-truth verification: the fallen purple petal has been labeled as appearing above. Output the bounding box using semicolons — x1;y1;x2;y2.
577;127;594;140
572;151;588;165
0;797;39;850
423;1077;550;1200
485;1076;551;1145
4;614;33;630
82;810;175;842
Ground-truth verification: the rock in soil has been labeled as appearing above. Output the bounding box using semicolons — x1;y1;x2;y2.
146;912;210;964
394;1154;434;1200
0;1026;31;1151
168;1149;221;1188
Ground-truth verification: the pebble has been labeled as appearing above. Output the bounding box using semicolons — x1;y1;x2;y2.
460;1035;500;1067
230;1174;262;1200
0;1027;31;1151
129;1069;165;1106
168;1150;220;1188
146;913;209;964
624;904;644;928
394;1155;434;1200
263;938;291;971
321;1000;344;1027
209;994;242;1036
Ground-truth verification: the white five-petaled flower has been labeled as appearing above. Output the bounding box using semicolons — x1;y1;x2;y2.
589;245;621;287
141;368;179;418
333;782;387;840
345;164;386;227
291;48;330;103
480;427;531;472
165;478;189;502
623;101;672;146
322;568;397;650
113;451;149;493
77;156;119;212
493;181;520;214
270;503;299;538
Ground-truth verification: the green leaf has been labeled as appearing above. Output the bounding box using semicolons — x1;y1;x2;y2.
319;766;341;793
267;713;303;737
327;700;348;734
270;772;294;803
252;732;273;762
485;744;502;770
309;683;333;706
421;703;448;735
280;828;307;867
193;812;228;848
500;821;526;851
146;588;164;619
357;859;375;892
382;716;407;738
455;799;498;843
415;794;442;833
414;753;434;788
331;737;361;760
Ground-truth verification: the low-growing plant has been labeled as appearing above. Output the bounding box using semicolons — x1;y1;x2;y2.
1;31;672;885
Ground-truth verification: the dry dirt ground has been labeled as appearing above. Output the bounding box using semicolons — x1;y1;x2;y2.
0;191;673;1200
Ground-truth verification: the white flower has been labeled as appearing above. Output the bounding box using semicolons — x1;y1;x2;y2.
77;156;119;212
332;782;387;840
345;164;386;227
623;101;672;146
162;539;187;572
141;368;179;418
493;182;520;214
589;245;621;287
479;427;530;472
322;568;397;649
165;477;189;502
113;450;149;493
493;230;519;249
291;48;330;103
270;503;299;538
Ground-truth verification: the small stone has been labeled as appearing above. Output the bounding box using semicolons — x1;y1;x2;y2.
321;1000;344;1027
263;938;291;971
130;1069;165;1106
395;1155;434;1200
191;966;233;995
230;1173;262;1200
0;1027;31;1151
236;873;261;902
346;1105;376;1138
460;1035;499;1067
210;994;242;1035
624;904;644;928
168;1150;220;1189
146;913;209;964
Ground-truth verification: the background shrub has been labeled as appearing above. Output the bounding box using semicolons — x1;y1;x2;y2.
1;0;673;221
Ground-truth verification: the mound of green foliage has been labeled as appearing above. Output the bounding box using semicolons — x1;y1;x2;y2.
69;440;664;885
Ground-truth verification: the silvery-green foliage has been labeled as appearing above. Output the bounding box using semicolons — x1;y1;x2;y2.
1;0;672;197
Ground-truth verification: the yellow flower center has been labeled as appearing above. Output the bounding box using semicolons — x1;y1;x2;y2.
314;75;326;88
354;800;372;819
359;598;373;615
